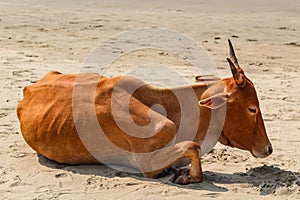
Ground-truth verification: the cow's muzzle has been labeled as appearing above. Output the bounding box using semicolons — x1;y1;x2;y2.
252;144;273;158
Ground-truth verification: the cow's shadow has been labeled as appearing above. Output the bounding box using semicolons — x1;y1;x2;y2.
38;154;300;194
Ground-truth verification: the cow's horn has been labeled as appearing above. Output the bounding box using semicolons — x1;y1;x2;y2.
228;39;240;68
227;57;244;85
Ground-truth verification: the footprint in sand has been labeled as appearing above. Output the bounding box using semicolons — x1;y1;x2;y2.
246;165;300;195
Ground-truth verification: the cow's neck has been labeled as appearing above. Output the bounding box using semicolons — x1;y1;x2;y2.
133;82;214;129
132;80;225;152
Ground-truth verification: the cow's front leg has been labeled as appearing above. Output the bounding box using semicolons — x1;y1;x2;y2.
141;141;203;184
172;141;202;184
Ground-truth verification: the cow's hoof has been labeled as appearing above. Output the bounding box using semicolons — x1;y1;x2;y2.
157;167;178;178
173;168;201;184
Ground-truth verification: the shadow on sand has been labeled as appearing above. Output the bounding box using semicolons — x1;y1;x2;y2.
38;154;300;194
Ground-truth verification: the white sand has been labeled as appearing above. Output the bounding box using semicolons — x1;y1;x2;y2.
0;0;299;199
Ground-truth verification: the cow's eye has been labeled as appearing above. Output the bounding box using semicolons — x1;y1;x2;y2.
248;106;257;114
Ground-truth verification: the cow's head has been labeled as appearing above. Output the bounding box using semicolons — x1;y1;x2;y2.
199;40;272;158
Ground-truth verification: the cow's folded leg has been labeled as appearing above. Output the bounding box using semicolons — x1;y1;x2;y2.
172;141;203;184
140;141;203;184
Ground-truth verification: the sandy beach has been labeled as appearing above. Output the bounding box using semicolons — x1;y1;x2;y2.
0;0;299;199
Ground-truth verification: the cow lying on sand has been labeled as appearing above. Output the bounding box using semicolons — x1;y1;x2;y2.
17;40;272;184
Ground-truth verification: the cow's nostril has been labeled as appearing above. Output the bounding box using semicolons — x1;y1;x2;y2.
268;145;273;155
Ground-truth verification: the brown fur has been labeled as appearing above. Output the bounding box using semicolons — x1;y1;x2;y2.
17;42;272;184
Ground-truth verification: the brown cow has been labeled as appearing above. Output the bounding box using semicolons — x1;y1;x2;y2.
17;40;272;184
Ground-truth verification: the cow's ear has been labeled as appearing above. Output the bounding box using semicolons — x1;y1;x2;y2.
199;92;230;109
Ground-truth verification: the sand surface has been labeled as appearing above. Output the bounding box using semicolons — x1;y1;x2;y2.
0;0;300;199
